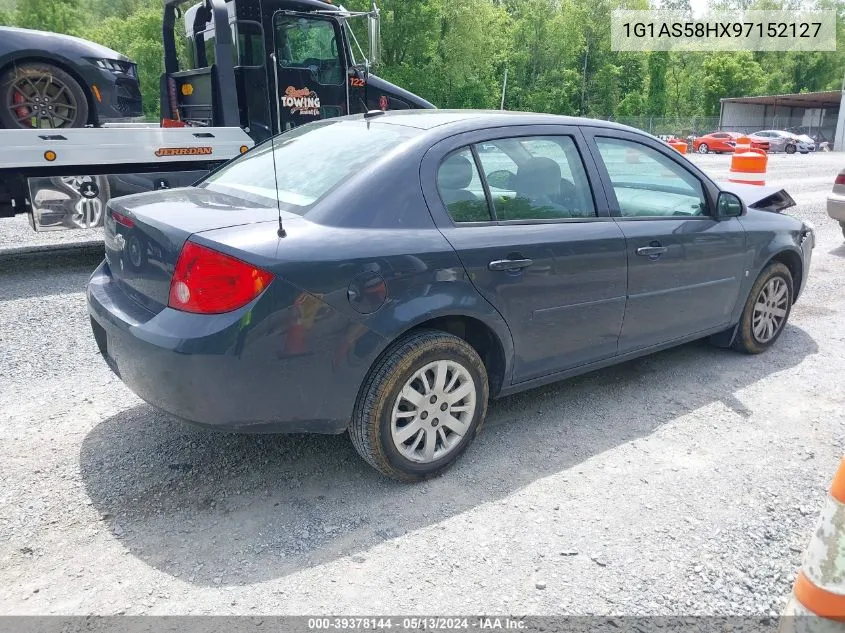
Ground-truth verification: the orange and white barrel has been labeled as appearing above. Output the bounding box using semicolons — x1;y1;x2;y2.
669;140;688;154
729;148;767;185
734;135;752;153
780;458;845;633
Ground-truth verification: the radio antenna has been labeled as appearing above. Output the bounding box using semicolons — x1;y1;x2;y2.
268;136;286;238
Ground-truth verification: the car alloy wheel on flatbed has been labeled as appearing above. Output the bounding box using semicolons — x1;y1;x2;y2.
0;63;89;129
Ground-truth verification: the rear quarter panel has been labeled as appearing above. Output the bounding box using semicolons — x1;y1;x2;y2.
197;202;515;418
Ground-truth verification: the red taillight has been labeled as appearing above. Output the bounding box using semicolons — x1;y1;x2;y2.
110;209;134;229
168;241;274;314
835;174;845;186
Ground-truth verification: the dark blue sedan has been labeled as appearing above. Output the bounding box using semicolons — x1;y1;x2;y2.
87;110;814;481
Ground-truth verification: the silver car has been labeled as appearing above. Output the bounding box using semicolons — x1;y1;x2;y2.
827;167;845;239
749;130;813;154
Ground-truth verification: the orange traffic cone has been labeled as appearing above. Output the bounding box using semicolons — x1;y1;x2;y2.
669;140;688;154
729;136;768;186
780;458;845;631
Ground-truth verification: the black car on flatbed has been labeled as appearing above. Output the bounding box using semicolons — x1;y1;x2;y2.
0;26;143;129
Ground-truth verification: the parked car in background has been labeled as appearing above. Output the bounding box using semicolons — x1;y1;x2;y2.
787;127;830;150
0;26;142;129
693;132;737;154
749;130;812;154
693;131;769;154
793;133;817;151
87;110;814;481
827;167;845;239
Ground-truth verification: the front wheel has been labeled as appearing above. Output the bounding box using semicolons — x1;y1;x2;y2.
733;262;793;354
698;143;709;154
349;330;489;482
785;144;797;155
0;62;89;129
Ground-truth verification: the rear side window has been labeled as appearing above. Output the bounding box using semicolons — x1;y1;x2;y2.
475;136;596;220
200;120;420;213
594;137;707;218
436;149;492;223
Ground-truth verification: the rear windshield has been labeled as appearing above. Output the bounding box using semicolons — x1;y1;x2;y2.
200;120;420;214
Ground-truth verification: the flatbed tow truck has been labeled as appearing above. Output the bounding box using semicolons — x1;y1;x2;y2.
0;0;433;234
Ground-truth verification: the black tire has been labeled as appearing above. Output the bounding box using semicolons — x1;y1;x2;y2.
698;143;709;154
732;262;793;354
0;62;89;129
785;144;797;155
840;223;845;240
349;329;489;482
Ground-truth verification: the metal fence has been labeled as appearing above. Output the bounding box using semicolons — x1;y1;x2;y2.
606;116;745;137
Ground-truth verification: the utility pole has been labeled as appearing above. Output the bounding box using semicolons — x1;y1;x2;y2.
580;44;589;115
836;67;845;151
500;67;508;111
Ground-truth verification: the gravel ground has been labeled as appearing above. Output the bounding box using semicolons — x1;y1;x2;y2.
1;152;844;616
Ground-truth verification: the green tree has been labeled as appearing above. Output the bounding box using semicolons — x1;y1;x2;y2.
646;52;668;116
89;0;162;118
14;0;81;34
701;52;765;115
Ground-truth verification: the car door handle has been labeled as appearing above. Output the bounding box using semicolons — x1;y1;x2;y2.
636;246;669;257
488;258;533;271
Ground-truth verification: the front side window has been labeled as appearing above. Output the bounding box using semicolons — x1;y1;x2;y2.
201;120;419;213
474;136;595;221
436;149;492;223
595;137;707;218
275;15;343;85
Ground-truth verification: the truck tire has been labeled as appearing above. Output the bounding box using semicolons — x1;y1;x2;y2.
0;62;89;129
349;329;489;482
732;262;793;354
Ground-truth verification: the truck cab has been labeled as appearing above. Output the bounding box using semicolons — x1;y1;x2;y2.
162;0;434;142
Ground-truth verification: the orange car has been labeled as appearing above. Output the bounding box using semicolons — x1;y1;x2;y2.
693;132;769;154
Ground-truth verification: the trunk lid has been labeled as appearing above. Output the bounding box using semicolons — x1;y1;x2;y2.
104;187;281;314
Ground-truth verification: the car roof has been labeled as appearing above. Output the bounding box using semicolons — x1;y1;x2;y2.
343;109;644;134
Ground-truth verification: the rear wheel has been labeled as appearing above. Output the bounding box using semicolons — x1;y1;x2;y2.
840;222;845;240
732;262;793;354
0;62;89;129
698;143;709;154
349;329;489;482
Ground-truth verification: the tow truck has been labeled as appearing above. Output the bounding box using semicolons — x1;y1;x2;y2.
0;0;434;232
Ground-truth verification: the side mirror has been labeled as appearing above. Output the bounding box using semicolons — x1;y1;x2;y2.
367;2;381;66
716;191;744;219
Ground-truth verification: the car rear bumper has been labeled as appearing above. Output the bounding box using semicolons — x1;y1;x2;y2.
828;192;845;222
86;260;362;434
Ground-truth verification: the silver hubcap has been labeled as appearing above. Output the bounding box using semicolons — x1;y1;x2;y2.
753;277;788;343
390;360;477;464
